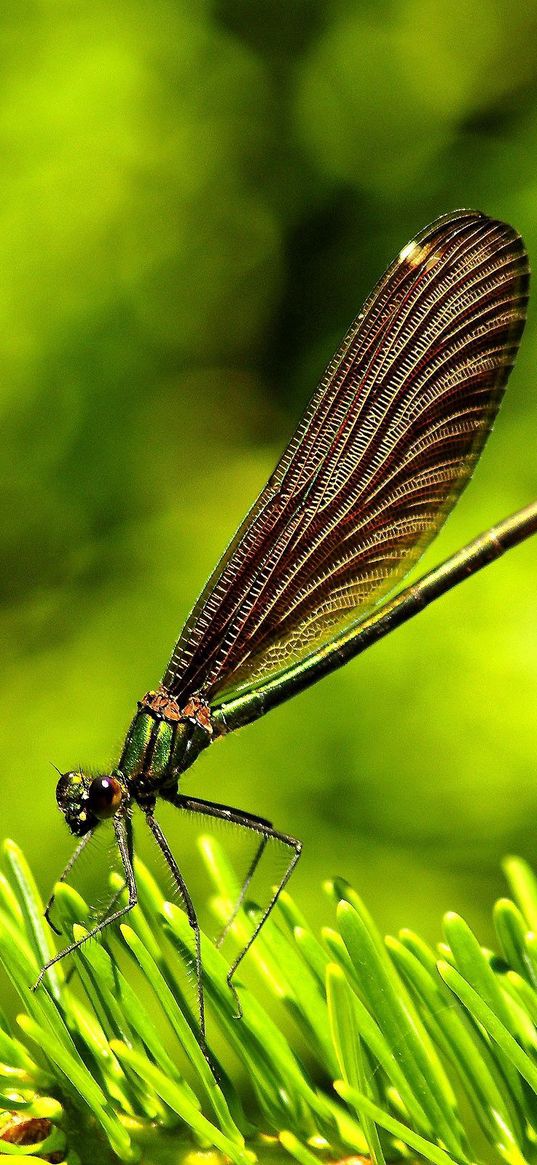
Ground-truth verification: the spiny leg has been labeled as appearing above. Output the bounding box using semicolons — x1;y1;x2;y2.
91;815;134;929
170;793;302;1019
33;815;136;990
50;821;133;988
144;811;208;1064
44;830;94;935
216;834;269;950
178;793;272;949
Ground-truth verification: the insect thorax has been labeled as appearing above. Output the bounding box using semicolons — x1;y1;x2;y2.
118;688;214;802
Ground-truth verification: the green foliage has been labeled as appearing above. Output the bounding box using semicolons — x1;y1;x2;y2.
2;7;537;1159
4;841;537;1163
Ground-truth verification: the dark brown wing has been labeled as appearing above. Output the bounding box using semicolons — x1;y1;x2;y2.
162;211;529;705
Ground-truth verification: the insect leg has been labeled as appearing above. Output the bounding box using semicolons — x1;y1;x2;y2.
170;793;271;948
93;814;134;925
33;815;136;990
144;811;208;1063
44;831;95;935
216;834;269;950
170;793;302;1019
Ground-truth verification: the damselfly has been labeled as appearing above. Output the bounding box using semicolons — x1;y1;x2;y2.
37;210;537;1062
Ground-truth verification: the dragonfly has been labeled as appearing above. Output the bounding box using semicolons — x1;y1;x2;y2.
36;209;537;1063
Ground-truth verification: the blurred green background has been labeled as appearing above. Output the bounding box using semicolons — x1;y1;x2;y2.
2;0;537;998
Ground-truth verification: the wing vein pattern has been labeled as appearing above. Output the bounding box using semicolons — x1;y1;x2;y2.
162;210;529;705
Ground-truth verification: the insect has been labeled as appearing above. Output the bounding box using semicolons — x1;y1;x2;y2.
37;209;537;1062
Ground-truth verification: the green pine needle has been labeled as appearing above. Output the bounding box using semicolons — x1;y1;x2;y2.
2;841;537;1164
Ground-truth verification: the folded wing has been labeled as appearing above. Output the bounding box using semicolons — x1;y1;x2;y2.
162;211;529;705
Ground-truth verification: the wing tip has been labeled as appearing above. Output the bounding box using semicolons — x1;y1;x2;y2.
415;208;529;271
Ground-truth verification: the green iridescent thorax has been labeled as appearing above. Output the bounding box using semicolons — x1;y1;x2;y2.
118;689;214;802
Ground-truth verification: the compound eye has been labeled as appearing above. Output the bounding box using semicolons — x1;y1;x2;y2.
88;776;122;820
